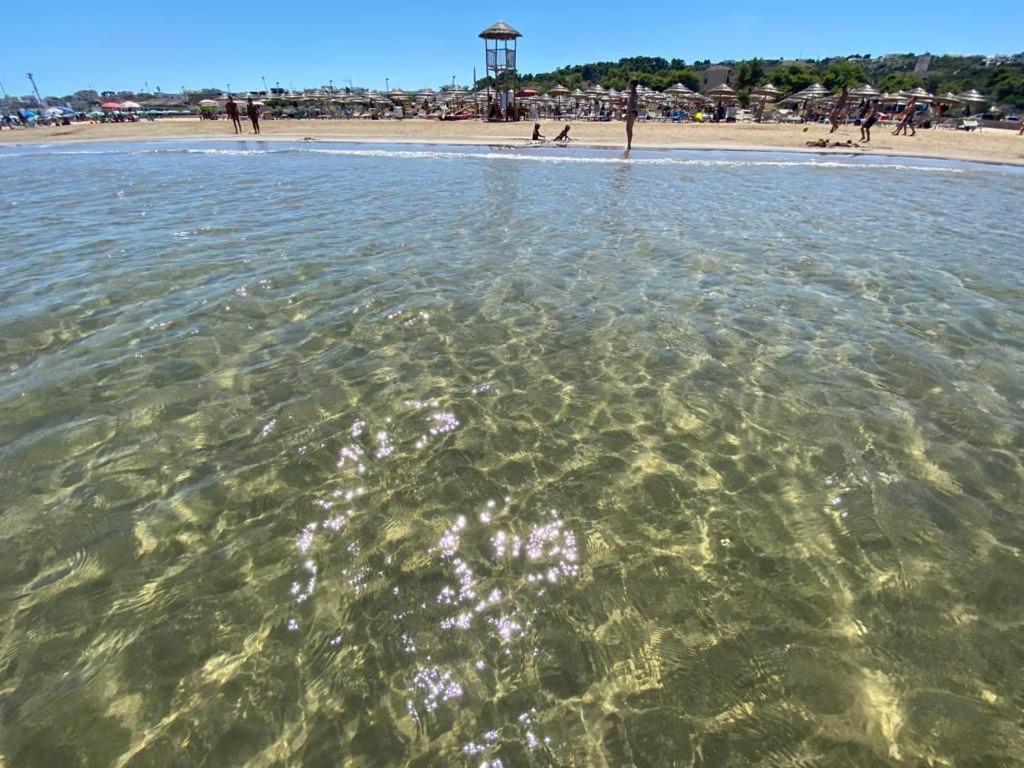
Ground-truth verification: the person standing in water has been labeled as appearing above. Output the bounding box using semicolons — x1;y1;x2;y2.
225;95;242;134
625;79;639;151
247;97;261;134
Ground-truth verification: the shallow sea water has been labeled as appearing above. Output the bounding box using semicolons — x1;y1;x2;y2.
1;141;1024;767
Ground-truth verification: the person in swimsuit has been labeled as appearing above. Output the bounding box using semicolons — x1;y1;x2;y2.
225;95;242;134
553;124;572;142
892;97;918;136
625;79;639;151
829;86;849;133
246;97;261;134
860;100;879;142
531;122;544;141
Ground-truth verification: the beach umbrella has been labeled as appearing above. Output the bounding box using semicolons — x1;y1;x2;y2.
42;107;64;118
936;92;962;103
387;88;407;101
197;99;219;107
957;89;987;104
796;83;830;100
904;87;933;101
101;101;121;110
705;83;737;102
751;83;782;100
849;83;879;98
516;88;539;97
548;84;569;97
120;100;141;110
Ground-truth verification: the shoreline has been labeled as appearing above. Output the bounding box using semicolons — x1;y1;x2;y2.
3;118;1023;168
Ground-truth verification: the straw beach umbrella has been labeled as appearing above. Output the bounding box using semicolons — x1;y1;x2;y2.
705;83;738;105
548;83;569;114
848;83;879;99
751;83;781;99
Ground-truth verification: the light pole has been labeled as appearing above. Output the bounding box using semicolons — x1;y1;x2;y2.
26;72;45;108
261;76;268;95
386;78;389;94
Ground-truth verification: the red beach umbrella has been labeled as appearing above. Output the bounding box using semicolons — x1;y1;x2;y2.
100;102;121;110
516;88;539;97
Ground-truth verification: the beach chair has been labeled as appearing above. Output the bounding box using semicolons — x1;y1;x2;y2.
959;117;980;132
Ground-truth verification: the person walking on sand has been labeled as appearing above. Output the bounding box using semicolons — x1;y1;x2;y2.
625;80;639;151
892;97;918;136
247;97;261;134
829;86;849;133
859;100;879;143
225;95;242;134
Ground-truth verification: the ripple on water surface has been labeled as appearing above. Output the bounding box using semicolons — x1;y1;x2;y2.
0;141;1023;766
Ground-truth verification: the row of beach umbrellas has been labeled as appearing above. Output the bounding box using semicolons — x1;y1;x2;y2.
180;82;990;113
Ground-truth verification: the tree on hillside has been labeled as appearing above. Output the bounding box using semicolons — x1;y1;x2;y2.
823;60;866;89
768;63;816;94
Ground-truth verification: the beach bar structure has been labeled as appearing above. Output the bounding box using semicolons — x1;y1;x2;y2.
480;21;521;119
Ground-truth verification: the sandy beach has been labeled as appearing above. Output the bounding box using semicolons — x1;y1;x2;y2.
2;116;1023;166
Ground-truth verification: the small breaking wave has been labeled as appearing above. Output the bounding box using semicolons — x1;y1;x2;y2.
0;143;987;173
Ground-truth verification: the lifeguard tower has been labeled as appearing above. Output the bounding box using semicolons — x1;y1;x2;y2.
479;21;521;120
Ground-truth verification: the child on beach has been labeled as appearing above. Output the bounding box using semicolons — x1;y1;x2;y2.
553;125;572;142
531;123;544;141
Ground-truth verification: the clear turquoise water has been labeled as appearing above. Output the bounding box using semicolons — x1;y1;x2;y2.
2;141;1024;767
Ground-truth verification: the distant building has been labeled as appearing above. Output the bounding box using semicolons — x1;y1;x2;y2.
701;64;733;90
914;55;931;76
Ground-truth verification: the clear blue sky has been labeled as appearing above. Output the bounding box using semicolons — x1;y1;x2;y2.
4;0;1021;97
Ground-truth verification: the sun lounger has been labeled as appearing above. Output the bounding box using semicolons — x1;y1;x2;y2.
959;117;980;131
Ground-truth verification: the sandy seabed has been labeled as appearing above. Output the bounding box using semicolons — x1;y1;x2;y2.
2;117;1023;167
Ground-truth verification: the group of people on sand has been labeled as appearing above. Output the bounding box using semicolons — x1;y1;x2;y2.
827;86;922;142
530;79;641;151
225;95;261;135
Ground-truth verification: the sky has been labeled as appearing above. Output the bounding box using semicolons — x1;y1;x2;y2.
4;0;1022;97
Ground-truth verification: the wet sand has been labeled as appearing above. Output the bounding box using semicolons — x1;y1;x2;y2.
3;117;1023;166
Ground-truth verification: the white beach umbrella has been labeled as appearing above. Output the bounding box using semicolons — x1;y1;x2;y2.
957;89;987;104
